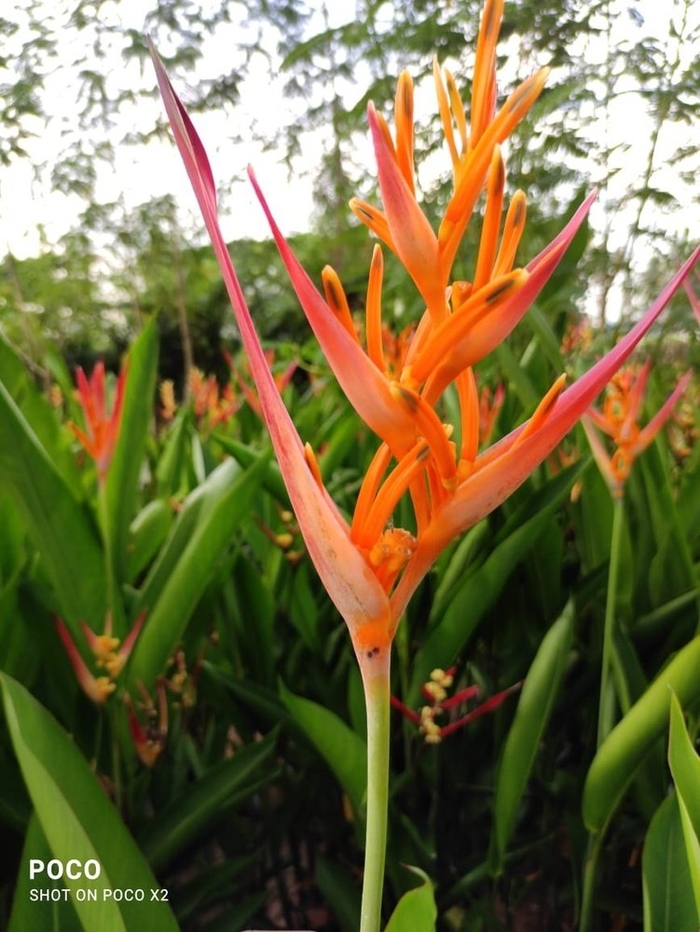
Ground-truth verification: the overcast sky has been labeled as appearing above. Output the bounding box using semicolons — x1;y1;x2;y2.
0;0;696;289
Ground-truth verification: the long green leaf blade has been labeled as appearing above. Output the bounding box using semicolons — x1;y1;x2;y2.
1;672;179;932
491;600;574;871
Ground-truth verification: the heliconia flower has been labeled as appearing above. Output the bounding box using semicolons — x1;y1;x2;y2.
68;361;128;480
188;367;239;427
124;679;168;768
560;318;594;357
55;615;116;705
582;361;692;498
391;667;521;744
55;611;146;703
148;2;699;685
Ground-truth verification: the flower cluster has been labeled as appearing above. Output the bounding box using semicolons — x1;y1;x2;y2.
392;667;521;744
150;0;698;678
55;611;145;705
583;361;691;498
68;361;127;480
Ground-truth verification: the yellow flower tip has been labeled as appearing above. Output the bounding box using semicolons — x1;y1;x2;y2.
396;71;414;118
103;654;125;678
486;271;527;305
92;634;121;662
505;67;549;118
419;708;442;743
545;372;568;408
398;365;419;393
456;458;475;483
303;442;324;488
388;380;418;412
274;532;295;549
349;198;393;248
513;373;567;450
321;266;358;342
430;668;454;688
441;471;459;493
321;266;347;314
423;681;447;703
93;677;117;704
348;197;373;222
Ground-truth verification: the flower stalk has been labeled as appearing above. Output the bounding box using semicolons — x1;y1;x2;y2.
359;651;392;932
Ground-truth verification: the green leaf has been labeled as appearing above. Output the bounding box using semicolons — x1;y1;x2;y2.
0;331;83;498
0;672;179;932
316;854;361;932
384;867;437;932
213;433;288;501
137;729;279;871
105;321;158;587
9;813;83;932
156;407;193;497
491;600;574;871
583;636;700;833
226;553;276;687
668;694;700;916
642;794;699;932
279;681;367;817
170;855;259;924
125;498;174;583
0;381;106;632
127;455;269;689
201;663;287;729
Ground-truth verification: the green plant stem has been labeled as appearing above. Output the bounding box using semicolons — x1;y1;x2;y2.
359;650;391;932
97;480;117;623
582;495;625;931
580;829;605;932
596;495;625;748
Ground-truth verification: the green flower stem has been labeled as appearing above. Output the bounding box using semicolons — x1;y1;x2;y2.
360;649;391;932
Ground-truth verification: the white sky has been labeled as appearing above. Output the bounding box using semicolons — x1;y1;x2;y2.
0;0;696;287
